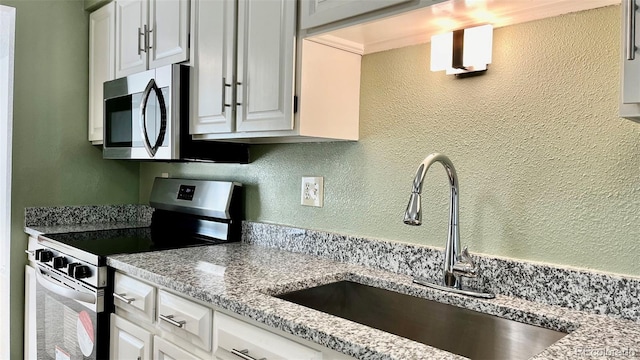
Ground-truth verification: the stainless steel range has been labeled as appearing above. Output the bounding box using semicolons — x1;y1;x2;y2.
26;178;243;360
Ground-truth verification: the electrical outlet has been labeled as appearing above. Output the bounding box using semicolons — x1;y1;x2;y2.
301;176;324;207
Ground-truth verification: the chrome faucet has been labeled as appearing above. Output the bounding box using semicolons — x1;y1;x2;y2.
404;153;494;299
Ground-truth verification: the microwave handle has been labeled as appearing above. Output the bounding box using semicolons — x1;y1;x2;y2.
140;78;167;157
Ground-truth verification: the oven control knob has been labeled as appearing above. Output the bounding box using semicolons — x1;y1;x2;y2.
68;263;79;276
39;250;53;263
53;256;68;270
73;265;91;279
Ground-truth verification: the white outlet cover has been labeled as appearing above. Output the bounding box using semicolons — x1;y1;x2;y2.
301;176;324;207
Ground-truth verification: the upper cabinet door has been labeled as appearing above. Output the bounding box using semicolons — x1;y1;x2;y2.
299;0;412;30
148;0;190;69
89;2;115;144
621;0;640;123
190;0;236;134
116;0;148;78
235;0;296;132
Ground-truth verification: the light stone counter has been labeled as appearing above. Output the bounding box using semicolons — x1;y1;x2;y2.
24;204;153;237
25;206;640;359
107;242;640;360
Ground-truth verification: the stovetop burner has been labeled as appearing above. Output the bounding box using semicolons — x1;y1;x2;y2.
43;227;226;257
29;178;243;289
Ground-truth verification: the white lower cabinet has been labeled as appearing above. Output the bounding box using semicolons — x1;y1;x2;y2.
213;312;322;360
112;271;355;360
157;289;212;352
114;271;156;323
110;314;153;360
154;336;201;360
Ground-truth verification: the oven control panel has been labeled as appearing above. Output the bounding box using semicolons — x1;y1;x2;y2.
27;236;107;288
177;184;196;201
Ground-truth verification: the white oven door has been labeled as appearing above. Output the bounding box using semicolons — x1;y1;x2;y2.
34;266;109;360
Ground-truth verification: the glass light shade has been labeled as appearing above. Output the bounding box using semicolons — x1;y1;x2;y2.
463;24;493;68
430;24;493;74
430;32;453;72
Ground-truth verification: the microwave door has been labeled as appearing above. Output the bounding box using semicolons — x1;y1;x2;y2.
139;78;167;158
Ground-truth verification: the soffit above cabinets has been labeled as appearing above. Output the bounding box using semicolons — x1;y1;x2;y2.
307;0;620;55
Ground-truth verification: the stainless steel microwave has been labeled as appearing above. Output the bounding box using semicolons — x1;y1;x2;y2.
103;64;248;163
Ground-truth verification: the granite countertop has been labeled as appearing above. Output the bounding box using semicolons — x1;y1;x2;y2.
24;204;154;237
107;243;640;360
25;221;150;237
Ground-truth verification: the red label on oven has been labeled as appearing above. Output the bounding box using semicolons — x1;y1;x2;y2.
77;311;94;356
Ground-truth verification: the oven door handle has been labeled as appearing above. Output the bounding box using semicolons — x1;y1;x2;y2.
35;268;96;304
139;78;167;158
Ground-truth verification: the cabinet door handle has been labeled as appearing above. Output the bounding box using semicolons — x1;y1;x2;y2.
138;27;145;54
113;292;135;304
223;77;232;108
145;24;153;51
627;0;638;60
159;314;186;328
235;82;242;106
231;348;266;360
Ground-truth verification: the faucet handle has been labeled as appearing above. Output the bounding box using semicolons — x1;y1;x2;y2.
453;247;478;278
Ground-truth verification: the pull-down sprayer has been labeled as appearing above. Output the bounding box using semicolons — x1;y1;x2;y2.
404;153;494;298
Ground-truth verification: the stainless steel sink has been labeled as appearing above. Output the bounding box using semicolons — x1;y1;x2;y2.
275;281;567;360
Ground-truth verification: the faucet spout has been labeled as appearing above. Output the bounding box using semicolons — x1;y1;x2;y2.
404;153;461;287
404;153;494;299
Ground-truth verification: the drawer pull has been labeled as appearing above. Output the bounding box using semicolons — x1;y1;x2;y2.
231;349;266;360
113;293;135;304
159;314;186;328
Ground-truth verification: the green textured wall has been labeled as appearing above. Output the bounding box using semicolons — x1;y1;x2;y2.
2;0;140;358
141;5;640;278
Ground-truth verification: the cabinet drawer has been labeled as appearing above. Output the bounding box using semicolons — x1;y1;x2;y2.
153;336;201;360
114;272;156;323
157;290;212;351
214;312;322;360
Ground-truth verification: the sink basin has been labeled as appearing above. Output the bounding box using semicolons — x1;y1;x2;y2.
275;281;567;360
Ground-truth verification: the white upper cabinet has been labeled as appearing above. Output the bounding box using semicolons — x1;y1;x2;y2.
89;2;115;144
116;0;189;78
306;0;617;56
235;0;296;132
148;0;190;69
115;0;147;77
300;0;411;30
190;0;235;134
620;0;640;123
192;0;296;136
191;0;361;143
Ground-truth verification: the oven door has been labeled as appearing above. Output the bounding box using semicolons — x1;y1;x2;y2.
103;66;174;160
34;265;109;360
